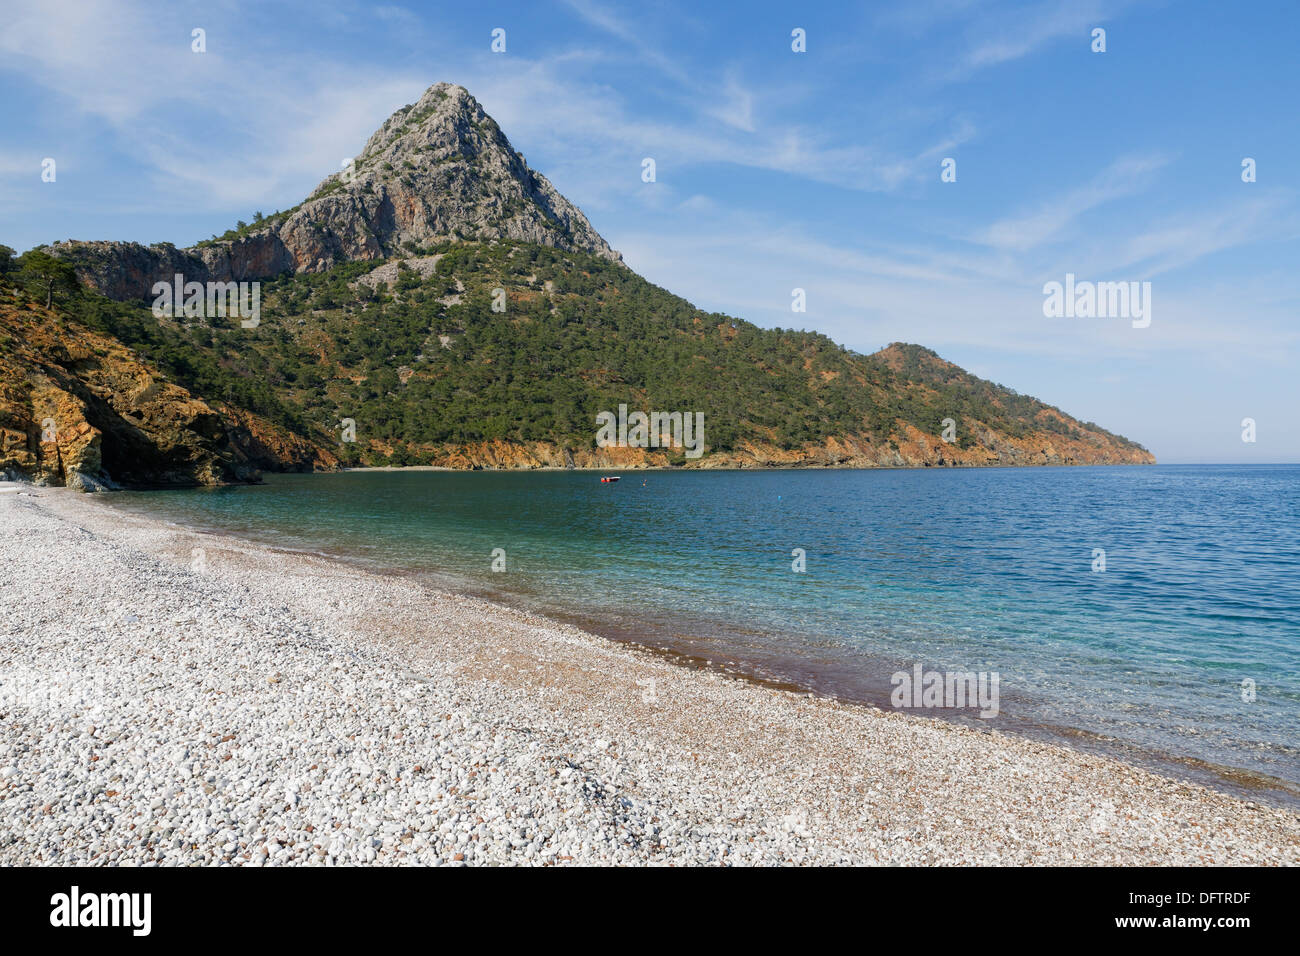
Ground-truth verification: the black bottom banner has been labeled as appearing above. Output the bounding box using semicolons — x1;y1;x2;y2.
0;864;1283;942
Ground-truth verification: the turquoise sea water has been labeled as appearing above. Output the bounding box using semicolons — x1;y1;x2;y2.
112;465;1300;798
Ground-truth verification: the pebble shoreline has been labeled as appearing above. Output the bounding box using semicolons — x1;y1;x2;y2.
1;484;1296;865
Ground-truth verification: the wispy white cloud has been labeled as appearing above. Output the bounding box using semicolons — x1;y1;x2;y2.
614;191;1300;369
705;71;757;133
1102;194;1300;276
949;0;1123;79
0;0;429;211
975;153;1172;253
559;0;695;86
0;151;41;178
541;0;969;195
2;0;1296;462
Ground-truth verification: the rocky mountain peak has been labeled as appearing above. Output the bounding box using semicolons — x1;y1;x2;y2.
50;82;619;301
302;81;619;264
356;83;489;162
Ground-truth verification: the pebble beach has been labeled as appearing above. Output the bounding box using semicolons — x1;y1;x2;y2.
1;482;1296;866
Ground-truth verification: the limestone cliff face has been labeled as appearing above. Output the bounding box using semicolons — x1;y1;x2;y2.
0;300;335;489
50;83;619;301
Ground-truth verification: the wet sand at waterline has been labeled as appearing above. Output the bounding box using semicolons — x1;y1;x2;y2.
1;483;1296;865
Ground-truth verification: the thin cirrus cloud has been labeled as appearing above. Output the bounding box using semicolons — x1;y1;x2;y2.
0;0;430;211
1;0;1296;462
559;0;698;87
706;72;758;133
462;55;977;206
945;0;1126;79
974;153;1173;253
0;151;41;178
1102;195;1300;276
543;0;973;195
1016;191;1299;288
0;0;969;221
613;181;1299;371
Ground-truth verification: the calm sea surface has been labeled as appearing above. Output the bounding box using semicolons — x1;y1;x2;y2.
112;465;1300;798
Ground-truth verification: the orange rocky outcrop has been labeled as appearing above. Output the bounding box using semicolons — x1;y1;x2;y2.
0;298;334;489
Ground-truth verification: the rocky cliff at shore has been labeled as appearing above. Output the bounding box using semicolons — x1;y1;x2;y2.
0;300;336;489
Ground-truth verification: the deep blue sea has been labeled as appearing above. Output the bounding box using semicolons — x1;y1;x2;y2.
112;465;1300;798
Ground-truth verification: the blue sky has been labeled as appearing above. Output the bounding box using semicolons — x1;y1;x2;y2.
2;0;1297;463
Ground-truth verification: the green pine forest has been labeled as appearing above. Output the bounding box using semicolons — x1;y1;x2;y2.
8;240;1145;467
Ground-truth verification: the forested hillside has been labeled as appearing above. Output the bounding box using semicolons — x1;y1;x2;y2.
1;238;1152;483
0;81;1152;488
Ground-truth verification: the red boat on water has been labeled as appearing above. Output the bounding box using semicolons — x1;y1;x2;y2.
600;476;621;483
